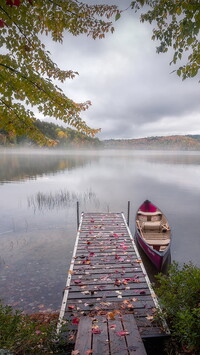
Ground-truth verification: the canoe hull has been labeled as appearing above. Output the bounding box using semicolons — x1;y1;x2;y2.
135;228;170;270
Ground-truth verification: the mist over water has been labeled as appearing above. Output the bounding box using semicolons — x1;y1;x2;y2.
0;148;200;313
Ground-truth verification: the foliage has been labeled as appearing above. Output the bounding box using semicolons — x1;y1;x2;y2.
0;119;102;147
155;262;200;353
0;302;69;354
130;0;200;80
0;0;118;145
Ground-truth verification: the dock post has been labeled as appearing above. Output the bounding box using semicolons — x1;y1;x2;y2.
76;201;79;230
127;200;130;226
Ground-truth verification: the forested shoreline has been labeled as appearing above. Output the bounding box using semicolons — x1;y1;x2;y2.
1;120;200;150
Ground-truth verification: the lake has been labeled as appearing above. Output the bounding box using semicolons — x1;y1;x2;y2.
0;148;200;314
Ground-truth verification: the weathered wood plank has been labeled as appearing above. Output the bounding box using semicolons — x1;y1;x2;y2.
92;316;110;355
74;316;92;354
121;313;147;354
107;316;128;355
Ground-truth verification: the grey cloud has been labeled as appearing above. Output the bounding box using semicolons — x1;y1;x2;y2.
42;2;200;139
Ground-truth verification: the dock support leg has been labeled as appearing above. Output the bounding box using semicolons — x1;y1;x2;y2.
127;200;130;226
77;201;80;230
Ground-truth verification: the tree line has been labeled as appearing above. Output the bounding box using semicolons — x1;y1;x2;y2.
0;119;102;148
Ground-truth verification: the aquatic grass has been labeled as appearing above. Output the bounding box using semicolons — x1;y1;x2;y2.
27;189;100;212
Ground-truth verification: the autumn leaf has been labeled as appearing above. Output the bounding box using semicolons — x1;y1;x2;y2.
74;280;82;284
68;305;75;310
92;328;101;334
72;317;80;325
89;252;95;257
107;312;116;320
71;350;80;355
117;331;130;336
140;290;146;295
132;297;138;302
85;350;93;355
123;299;130;305
146;314;154;321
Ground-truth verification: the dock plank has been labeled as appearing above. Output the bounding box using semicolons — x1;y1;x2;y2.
121;313;147;354
92;316;110;355
74;316;92;354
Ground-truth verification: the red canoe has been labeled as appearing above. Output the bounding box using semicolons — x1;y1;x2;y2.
135;200;171;270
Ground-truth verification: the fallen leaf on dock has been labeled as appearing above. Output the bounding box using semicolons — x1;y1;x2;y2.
132;297;138;302
115;291;122;294
89;252;95;257
71;350;80;355
74;280;82;284
68;305;75;310
146;314;154;321
85;350;93;355
140;290;146;295
82;290;90;295
92;328;102;334
72;317;80;325
123;299;130;305
117;331;130;336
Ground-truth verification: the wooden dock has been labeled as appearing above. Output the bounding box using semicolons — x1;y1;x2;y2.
58;212;169;354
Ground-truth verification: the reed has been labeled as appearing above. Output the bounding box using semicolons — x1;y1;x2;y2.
27;189;100;211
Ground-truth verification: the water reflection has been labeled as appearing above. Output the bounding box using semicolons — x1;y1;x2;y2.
0;149;99;183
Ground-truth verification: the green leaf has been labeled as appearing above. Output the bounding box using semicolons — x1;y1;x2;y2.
115;12;121;21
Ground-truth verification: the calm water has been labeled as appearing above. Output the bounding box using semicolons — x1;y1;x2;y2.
0;148;200;313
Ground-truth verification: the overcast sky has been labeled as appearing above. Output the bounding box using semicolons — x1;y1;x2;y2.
42;0;200;140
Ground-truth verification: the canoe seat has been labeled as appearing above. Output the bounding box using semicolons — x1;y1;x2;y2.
138;211;161;216
147;239;170;246
142;221;161;231
138;211;162;222
144;232;169;240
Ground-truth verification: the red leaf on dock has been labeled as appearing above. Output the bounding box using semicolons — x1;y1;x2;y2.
72;317;80;325
117;331;130;336
68;305;75;310
89;252;95;257
74;280;82;284
140;290;146;295
92;328;101;334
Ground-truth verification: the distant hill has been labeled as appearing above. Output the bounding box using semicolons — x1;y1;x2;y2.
103;135;200;150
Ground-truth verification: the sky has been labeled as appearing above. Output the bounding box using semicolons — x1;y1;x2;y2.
41;0;200;140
